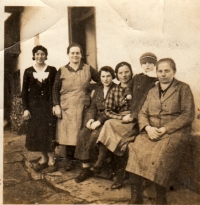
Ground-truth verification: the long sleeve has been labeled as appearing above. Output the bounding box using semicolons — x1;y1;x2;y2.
21;69;30;111
164;84;195;134
86;92;98;121
104;88;124;120
90;66;100;83
138;94;151;131
52;69;62;106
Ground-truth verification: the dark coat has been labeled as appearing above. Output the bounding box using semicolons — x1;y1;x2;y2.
126;79;195;187
22;66;57;152
74;83;116;161
125;73;157;119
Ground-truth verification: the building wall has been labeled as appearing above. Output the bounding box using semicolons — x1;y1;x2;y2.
18;1;200;124
18;6;69;85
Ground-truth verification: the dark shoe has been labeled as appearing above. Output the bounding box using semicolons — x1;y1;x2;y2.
41;164;58;174
90;166;102;175
33;162;48;172
65;161;74;171
75;168;94;183
111;182;123;189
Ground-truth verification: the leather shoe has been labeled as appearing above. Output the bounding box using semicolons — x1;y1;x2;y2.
75;168;94;183
111;182;123;189
65;161;75;171
41;165;58;174
33;162;48;172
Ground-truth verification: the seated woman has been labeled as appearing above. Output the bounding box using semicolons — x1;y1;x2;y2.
90;62;134;186
126;58;195;204
74;66;116;183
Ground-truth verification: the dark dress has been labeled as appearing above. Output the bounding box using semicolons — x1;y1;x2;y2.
22;66;57;152
74;83;116;161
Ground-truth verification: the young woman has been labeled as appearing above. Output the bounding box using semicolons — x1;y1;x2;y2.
22;45;57;172
74;66;116;183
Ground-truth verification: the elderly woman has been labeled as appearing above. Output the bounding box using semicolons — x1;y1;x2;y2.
22;45;57;172
52;43;100;171
126;58;195;204
74;66;116;183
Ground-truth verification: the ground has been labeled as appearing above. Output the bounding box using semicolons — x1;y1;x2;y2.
3;130;200;204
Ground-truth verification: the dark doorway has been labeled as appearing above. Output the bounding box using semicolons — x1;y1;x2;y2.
4;6;23;130
68;7;97;69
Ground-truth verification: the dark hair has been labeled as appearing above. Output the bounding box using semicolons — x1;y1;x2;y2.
67;43;84;56
99;66;115;79
32;45;48;60
115;62;133;80
156;58;176;72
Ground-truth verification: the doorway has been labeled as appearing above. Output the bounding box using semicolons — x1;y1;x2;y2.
68;7;97;69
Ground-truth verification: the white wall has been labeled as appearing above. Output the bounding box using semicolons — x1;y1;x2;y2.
95;0;200;118
19;6;69;86
17;1;200;119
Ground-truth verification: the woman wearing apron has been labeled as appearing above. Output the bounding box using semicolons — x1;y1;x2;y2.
52;43;100;170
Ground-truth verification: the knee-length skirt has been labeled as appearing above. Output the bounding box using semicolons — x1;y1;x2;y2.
97;119;138;156
74;126;102;161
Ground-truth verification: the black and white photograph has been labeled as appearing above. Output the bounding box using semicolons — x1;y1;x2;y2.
2;0;200;204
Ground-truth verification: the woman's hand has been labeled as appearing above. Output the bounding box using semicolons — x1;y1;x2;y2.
86;119;94;129
90;121;101;130
145;125;162;140
122;114;133;123
23;110;31;120
54;105;62;118
158;127;167;136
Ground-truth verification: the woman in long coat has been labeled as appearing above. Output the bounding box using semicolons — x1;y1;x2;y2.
52;43;100;171
74;66;116;183
22;45;57;172
126;58;195;204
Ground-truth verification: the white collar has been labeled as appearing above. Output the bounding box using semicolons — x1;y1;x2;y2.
33;64;48;73
142;69;157;78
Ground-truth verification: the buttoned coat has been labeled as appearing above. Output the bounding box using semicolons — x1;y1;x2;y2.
22;66;57;152
126;79;195;187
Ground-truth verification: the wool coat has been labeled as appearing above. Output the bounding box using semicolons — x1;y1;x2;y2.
126;79;195;187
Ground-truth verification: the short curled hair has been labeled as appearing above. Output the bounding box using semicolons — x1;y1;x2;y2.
67;43;84;56
156;58;176;73
115;62;133;80
99;66;115;79
32;45;48;60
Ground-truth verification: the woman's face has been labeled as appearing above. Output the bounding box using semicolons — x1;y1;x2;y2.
117;65;132;84
100;71;113;87
68;46;82;64
157;62;175;84
34;50;46;64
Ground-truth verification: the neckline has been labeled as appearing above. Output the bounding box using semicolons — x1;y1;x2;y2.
33;64;48;72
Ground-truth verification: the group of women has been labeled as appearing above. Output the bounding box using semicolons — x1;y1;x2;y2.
22;43;195;204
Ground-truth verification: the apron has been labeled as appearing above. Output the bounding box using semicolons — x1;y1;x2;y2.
56;65;91;145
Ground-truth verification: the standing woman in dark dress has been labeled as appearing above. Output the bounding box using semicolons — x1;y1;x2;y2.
22;45;57;172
